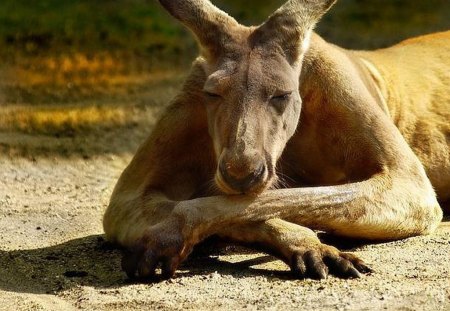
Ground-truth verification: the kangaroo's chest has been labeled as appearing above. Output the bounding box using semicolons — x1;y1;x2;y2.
279;131;349;187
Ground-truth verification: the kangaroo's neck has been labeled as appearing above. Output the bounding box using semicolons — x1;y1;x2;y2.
280;33;393;186
300;33;390;117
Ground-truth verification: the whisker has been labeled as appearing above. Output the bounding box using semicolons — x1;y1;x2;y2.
273;166;293;189
197;177;221;196
207;179;220;195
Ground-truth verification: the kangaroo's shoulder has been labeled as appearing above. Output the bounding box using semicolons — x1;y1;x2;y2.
394;30;450;47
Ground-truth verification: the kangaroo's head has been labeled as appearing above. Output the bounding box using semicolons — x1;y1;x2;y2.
159;0;336;194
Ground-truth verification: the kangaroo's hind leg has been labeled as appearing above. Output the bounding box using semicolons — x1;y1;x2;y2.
218;218;372;279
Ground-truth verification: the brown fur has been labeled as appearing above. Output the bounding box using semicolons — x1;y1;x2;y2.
103;0;448;280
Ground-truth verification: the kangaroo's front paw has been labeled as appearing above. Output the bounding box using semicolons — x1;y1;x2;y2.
289;240;372;280
121;216;194;281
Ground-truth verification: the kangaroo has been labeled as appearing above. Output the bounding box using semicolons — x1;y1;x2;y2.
103;0;449;280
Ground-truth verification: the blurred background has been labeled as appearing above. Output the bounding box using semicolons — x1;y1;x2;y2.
0;0;449;158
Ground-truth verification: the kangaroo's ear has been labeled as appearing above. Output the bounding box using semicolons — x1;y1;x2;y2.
158;0;239;60
253;0;337;63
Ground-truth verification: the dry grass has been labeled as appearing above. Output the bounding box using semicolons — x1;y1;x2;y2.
0;52;184;157
0;104;133;135
5;52;154;87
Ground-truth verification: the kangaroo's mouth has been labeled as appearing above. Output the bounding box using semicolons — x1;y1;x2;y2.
215;164;274;195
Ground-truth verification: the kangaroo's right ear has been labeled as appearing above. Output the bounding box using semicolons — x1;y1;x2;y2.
253;0;337;63
158;0;240;61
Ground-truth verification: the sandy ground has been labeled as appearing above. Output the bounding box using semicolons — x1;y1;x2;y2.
0;153;449;311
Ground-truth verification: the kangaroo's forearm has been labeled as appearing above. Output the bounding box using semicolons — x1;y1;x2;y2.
180;183;357;224
176;180;369;240
175;176;440;243
106;173;440;249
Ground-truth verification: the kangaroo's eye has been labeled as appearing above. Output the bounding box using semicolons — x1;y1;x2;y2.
204;91;221;99
270;91;292;113
271;92;292;101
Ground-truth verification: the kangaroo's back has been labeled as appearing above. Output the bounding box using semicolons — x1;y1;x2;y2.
357;31;450;201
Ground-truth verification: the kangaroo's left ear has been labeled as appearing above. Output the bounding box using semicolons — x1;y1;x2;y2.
253;0;337;63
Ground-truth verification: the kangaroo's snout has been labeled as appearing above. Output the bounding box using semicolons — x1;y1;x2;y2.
216;148;269;194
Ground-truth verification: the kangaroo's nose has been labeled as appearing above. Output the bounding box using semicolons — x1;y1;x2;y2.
219;160;266;193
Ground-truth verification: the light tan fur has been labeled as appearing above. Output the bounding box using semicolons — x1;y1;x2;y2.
103;0;448;280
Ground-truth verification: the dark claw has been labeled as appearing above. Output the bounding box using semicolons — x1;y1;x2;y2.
304;250;328;279
161;257;179;279
325;255;361;279
342;262;362;279
348;266;362;278
341;252;373;274
121;249;141;279
137;250;158;278
291;252;307;278
120;241;185;281
354;262;373;274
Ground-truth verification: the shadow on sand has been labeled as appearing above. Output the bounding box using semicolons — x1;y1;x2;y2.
1;215;449;295
0;233;372;295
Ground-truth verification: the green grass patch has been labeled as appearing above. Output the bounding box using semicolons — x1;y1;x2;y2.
0;0;448;63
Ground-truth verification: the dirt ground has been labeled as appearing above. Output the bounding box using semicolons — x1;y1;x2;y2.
0;151;449;310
